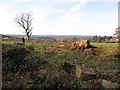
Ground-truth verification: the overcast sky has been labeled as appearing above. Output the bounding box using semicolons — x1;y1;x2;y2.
0;0;119;36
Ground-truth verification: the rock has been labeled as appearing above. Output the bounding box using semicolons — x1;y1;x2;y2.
80;66;96;80
63;62;74;74
102;79;120;88
15;41;24;45
63;62;96;80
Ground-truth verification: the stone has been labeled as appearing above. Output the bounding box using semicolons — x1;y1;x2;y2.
80;66;96;80
63;62;96;80
63;62;74;74
102;79;120;88
15;41;24;45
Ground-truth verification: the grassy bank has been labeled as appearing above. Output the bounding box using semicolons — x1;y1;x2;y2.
2;40;120;89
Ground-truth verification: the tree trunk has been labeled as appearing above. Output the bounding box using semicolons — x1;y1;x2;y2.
26;33;30;41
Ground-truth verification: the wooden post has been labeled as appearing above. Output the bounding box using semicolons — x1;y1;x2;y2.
22;37;25;44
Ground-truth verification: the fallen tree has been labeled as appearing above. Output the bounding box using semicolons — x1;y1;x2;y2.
57;39;92;51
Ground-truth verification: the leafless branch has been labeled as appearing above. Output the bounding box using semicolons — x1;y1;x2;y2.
15;12;33;40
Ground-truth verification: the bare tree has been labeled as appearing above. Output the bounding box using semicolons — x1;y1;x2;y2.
15;12;33;40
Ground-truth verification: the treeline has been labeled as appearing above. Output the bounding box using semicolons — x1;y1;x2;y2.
91;35;113;42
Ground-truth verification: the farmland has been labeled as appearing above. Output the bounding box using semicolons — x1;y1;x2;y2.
2;39;120;89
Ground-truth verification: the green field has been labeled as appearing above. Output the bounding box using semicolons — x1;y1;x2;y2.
2;39;120;89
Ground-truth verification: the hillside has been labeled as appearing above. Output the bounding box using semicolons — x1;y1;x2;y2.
2;39;120;89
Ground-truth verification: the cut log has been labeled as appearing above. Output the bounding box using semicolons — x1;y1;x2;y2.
76;65;81;79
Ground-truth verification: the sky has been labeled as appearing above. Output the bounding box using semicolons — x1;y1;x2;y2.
0;0;119;36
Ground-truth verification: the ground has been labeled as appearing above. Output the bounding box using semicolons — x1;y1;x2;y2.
1;39;120;89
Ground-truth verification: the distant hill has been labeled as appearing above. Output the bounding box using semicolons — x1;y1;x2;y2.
2;34;94;40
0;34;20;40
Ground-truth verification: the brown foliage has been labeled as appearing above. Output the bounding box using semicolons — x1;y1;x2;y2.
57;39;91;51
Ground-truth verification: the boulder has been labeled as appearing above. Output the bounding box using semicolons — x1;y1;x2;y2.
63;62;96;80
80;66;96;80
102;79;120;88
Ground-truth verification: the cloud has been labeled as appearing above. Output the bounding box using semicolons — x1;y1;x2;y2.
31;11;117;35
59;0;88;21
0;0;118;36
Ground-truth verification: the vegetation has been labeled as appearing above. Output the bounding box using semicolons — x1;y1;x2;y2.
2;39;120;89
114;26;120;42
92;35;113;42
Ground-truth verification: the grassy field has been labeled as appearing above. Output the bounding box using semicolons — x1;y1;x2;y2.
2;39;120;89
